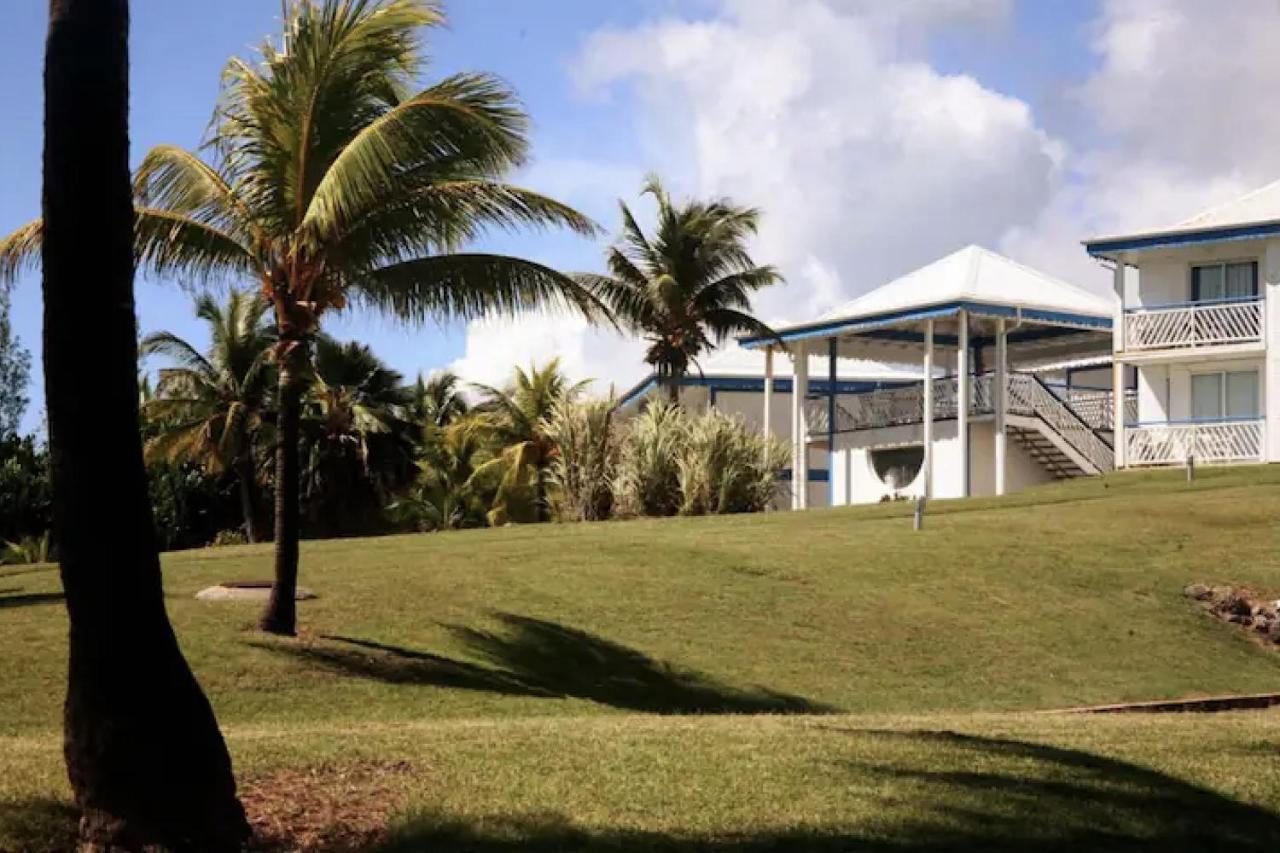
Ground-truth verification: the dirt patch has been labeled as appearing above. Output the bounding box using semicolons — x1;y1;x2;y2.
1185;583;1280;647
243;760;414;852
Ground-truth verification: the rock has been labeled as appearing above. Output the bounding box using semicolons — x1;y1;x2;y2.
196;584;317;602
1184;583;1212;600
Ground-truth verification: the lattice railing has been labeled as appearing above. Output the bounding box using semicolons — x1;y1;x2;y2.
1124;298;1263;351
1126;420;1264;466
1061;388;1137;431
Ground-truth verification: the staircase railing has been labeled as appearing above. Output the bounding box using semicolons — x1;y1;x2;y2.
1005;374;1114;474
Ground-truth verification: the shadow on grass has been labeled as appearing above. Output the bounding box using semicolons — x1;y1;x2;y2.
372;728;1280;852
0;798;78;853
0;589;64;610
263;612;829;714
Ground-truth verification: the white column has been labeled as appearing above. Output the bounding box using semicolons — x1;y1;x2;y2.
763;347;774;439
1264;243;1280;461
793;341;809;509
956;311;970;498
995;318;1007;496
1113;358;1127;469
922;321;934;499
1113;258;1126;354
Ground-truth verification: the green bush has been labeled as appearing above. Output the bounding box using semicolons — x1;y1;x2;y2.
677;409;789;516
611;402;788;519
545;397;618;522
0;531;53;566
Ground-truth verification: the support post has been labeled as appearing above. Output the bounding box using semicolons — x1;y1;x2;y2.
1113;357;1127;469
995;318;1007;496
790;342;809;510
762;347;773;439
956;310;970;498
828;337;837;508
922;320;934;499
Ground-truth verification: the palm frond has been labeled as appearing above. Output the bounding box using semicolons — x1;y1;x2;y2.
134;207;258;286
351;253;610;325
0;220;43;284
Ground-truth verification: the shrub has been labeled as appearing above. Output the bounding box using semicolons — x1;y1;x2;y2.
613;401;686;517
209;529;249;547
0;531;53;566
545;397;618;522
677;409;789;515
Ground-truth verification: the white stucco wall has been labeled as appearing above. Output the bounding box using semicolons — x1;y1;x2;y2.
1131;239;1271;308
828;418;1055;506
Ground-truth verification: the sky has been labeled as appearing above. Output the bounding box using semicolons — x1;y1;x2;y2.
6;0;1280;436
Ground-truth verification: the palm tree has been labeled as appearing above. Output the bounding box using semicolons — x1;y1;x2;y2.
0;0;603;635
583;176;782;403
40;0;248;846
393;415;495;531
407;368;469;428
301;335;417;535
473;358;590;523
141;290;275;542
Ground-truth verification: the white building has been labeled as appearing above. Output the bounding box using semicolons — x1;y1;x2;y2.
618;345;922;507
739;245;1122;508
1086;181;1280;469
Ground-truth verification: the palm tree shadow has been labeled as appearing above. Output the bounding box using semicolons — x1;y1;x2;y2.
0;798;78;853
263;612;830;714
448;612;831;714
372;728;1280;852
0;589;64;610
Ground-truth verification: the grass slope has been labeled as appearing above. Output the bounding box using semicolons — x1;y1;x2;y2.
4;465;1280;849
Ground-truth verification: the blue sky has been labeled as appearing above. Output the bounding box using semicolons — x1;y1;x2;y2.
0;0;1131;435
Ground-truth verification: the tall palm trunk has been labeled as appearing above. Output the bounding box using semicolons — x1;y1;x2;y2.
259;336;307;635
235;455;264;543
43;1;249;848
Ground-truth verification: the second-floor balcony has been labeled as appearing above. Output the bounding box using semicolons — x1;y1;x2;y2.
1123;296;1264;353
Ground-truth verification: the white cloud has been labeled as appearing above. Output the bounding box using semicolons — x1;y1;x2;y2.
454;0;1280;393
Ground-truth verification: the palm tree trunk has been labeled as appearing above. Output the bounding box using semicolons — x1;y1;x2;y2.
43;1;249;848
235;456;263;543
259;339;306;635
666;374;681;406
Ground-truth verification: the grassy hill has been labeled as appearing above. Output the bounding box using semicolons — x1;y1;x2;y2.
4;465;1280;849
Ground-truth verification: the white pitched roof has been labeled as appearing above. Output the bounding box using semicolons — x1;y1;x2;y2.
697;343;921;382
1088;179;1280;246
814;245;1111;324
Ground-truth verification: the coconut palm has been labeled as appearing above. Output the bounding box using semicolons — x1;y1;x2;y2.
301;335;417;535
473;358;590;523
407;368;469;428
0;0;603;635
583;176;782;403
141;290;275;542
39;0;248;845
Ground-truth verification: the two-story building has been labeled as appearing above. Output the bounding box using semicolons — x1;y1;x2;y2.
1085;181;1280;469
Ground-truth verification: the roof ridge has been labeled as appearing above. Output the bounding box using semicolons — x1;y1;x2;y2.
1177;177;1280;227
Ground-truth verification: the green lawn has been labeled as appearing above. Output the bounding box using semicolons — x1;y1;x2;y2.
4;465;1280;850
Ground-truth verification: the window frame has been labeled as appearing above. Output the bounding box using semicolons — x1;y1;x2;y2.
1189;259;1259;304
1188;367;1261;421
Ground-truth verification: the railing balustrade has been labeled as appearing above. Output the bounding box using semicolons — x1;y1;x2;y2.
1060;388;1136;432
1126;420;1264;466
803;372;1113;473
1124;298;1263;351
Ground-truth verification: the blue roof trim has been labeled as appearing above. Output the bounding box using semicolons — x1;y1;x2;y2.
739;300;1110;348
1086;221;1280;257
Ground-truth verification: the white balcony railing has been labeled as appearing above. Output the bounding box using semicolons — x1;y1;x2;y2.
1126;419;1264;466
1124;297;1263;352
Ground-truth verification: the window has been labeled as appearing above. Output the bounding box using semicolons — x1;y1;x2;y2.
1192;261;1257;302
870;447;924;489
1190;370;1259;420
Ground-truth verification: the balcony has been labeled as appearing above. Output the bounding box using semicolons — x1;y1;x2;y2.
1126;418;1264;466
1123;297;1263;353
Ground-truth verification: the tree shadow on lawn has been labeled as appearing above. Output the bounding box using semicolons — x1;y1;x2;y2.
372;728;1280;853
263;612;830;715
0;588;64;610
